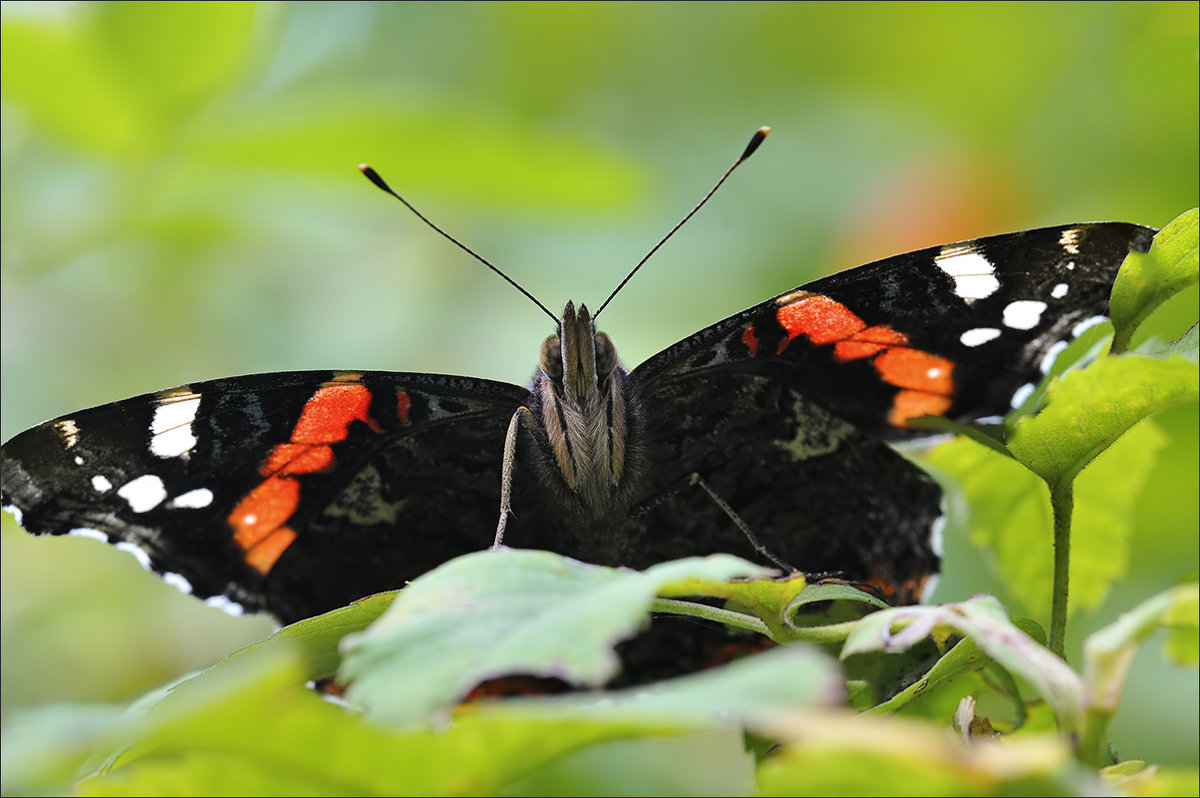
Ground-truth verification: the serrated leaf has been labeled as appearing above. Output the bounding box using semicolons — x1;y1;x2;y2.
1007;354;1197;487
340;549;769;725
842;596;1086;736
1111;209;1199;353
929;422;1166;617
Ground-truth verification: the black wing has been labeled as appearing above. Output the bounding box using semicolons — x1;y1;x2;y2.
1;370;527;622
618;222;1155;600
637;222;1156;438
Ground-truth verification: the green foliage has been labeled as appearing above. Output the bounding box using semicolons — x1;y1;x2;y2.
339;552;770;724
2;2;1197;795
1111;210;1200;353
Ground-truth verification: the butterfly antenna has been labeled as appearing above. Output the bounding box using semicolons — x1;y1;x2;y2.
359;164;559;324
593;126;770;319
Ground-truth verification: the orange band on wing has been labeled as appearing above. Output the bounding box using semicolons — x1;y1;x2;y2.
227;377;389;575
229;475;300;551
776;294;866;352
888;390;953;427
774;293;957;428
291;383;383;442
244;526;298;576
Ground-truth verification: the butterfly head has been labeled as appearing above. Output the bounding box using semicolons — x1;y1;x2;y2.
538;301;624;404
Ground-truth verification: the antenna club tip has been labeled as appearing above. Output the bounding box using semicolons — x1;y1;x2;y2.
741;126;770;160
359;164;391;192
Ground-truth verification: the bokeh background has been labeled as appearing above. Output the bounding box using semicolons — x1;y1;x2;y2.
2;0;1196;767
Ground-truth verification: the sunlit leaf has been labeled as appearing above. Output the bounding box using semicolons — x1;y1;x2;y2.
1007;354;1198;487
340;550;769;725
1111;209;1199;353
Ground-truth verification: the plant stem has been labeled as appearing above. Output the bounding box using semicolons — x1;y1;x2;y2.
1048;480;1074;658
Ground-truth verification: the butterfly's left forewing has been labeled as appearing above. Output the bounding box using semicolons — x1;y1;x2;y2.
1;370;527;622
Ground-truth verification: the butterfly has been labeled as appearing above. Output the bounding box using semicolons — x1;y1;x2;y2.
0;128;1156;624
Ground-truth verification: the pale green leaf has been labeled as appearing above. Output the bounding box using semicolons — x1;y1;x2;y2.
340;549;769;725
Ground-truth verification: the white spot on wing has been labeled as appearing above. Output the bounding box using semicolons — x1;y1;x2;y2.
1040;340;1069;374
73;456;84;466
935;246;1000;300
1051;283;1069;299
114;540;153;570
91;475;113;493
4;504;24;526
1059;228;1081;255
960;327;1001;347
1010;382;1036;409
150;394;201;458
168;488;214;509
68;527;108;543
1072;315;1108;337
163;571;193;594
1002;300;1048;330
117;474;167;513
205;594;246;616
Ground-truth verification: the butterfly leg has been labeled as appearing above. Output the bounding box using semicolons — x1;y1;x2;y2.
494;405;536;548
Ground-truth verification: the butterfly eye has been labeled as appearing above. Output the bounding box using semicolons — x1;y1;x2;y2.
594;333;619;376
539;335;563;381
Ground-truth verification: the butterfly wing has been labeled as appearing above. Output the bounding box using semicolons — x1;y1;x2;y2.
637;222;1156;438
624;222;1155;599
1;370;527;622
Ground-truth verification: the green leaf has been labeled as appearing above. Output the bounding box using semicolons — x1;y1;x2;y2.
212;591;397;682
340;549;770;725
489;643;843;725
1084;583;1200;714
1007;354;1198;487
757;711;1091;797
1111;209;1200;353
928;421;1167;617
74;644;720;797
0;704;127;797
860;637;991;716
1080;584;1200;765
842;596;1087;737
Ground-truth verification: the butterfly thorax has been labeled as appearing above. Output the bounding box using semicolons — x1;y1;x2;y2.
526;301;647;521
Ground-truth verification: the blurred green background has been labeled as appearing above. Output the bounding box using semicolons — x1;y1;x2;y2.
2;0;1196;768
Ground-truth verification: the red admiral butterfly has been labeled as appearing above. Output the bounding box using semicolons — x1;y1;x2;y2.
0;129;1156;624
